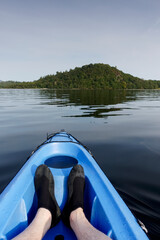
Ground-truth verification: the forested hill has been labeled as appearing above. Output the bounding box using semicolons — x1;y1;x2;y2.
0;63;160;89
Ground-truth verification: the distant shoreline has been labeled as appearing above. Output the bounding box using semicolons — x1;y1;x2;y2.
0;63;160;90
1;88;160;91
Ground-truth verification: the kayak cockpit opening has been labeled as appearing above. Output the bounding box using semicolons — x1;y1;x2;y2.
45;156;78;169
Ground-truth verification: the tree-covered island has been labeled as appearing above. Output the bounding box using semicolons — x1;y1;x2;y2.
0;63;160;89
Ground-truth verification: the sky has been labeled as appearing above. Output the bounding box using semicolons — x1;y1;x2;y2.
0;0;160;81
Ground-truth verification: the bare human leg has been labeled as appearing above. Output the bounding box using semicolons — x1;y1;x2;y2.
12;164;61;240
70;207;112;240
62;165;112;240
12;208;51;240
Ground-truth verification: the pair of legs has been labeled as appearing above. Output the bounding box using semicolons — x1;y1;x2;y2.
13;165;111;240
13;208;110;240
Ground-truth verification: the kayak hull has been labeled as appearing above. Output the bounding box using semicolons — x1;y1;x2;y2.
0;132;149;240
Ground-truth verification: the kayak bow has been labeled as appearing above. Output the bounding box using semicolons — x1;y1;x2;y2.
0;132;149;240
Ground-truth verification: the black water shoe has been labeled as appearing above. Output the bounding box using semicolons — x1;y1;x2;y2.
34;164;61;228
62;164;85;227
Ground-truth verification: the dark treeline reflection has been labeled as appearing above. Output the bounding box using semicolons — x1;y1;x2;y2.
39;89;138;118
40;89;137;105
40;89;160;105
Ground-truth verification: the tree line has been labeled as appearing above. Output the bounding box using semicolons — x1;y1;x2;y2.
0;63;160;89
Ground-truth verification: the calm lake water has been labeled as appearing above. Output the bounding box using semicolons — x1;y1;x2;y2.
1;89;160;239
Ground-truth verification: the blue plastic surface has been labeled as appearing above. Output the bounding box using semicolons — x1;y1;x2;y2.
0;132;149;240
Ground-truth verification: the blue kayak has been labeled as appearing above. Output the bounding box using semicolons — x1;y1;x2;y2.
0;132;149;240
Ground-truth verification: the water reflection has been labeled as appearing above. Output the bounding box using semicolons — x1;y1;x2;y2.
39;89;138;118
40;89;135;105
64;107;131;118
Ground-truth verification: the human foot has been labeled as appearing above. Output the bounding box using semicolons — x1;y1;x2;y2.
34;164;61;228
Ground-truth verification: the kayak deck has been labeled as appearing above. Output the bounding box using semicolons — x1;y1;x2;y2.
0;132;149;240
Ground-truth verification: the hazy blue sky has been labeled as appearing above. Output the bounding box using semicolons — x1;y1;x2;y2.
0;0;160;81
